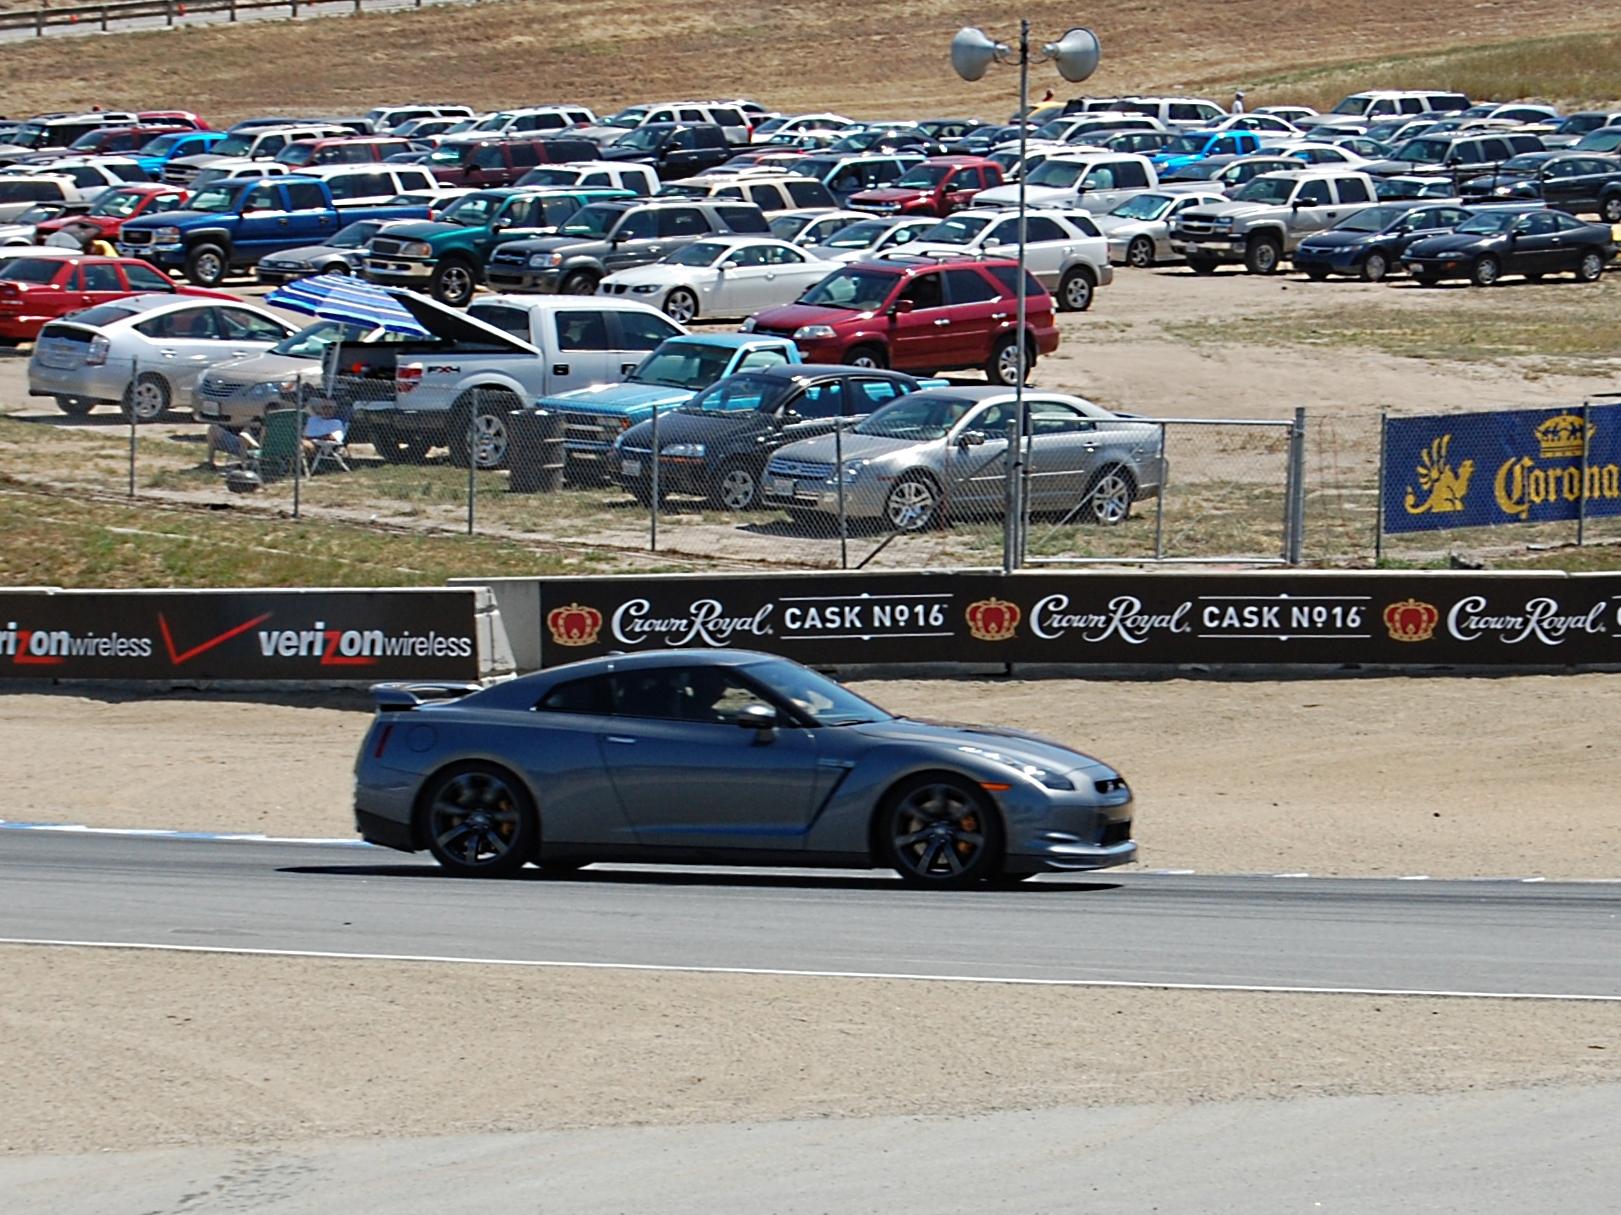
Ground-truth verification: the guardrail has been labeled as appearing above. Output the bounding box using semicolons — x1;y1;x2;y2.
0;0;426;37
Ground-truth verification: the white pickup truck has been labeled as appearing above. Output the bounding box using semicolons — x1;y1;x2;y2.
349;293;688;467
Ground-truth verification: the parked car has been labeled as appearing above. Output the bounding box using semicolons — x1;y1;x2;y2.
255;218;405;283
1168;169;1380;273
815;215;939;262
480;197;770;295
273;136;414;168
598;123;735;179
612;364;937;509
847;157;1004;217
1293;202;1474;280
0;112;141;158
1373;174;1459;201
27;294;295;418
1572;127;1621;155
1457;152;1621;221
191;318;399;430
62;125;192;157
162;124;352;185
1158;153;1298;189
299;163;438;213
586;101;754;147
366;104;475;133
976;152;1159;215
463;106;596;137
32;183;189;247
762;386;1163;530
1542;112;1621;150
742;256;1059;385
777;153;923;204
424;136;598;187
1095;190;1228;266
0;200;93;246
133;130;227;176
661;172;836;215
597;235;840;323
362;186;630;304
544;332;802;475
0;175;87;224
1400;207;1616;285
903;208;1112;311
1297;91;1471;133
1149;130;1266;174
751;113;858;145
514;161;659;195
1363;131;1544;177
769;209;869;248
0;254;229;345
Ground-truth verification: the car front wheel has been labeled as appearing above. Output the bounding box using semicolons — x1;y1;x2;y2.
712;461;758;510
54;395;95;417
1361;251;1389;283
880;775;1003;888
884;473;940;531
1471;255;1501;287
421;763;536;878
663;288;699;324
1244;234;1281;275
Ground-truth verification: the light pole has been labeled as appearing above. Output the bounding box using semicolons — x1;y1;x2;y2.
951;22;1100;572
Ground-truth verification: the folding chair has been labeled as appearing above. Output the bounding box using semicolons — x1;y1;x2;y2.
306;432;351;475
242;409;301;482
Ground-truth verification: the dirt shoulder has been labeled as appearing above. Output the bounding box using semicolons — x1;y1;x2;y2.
4;672;1619;876
1;945;1615;1156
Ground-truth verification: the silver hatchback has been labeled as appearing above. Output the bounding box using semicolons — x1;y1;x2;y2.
762;387;1164;530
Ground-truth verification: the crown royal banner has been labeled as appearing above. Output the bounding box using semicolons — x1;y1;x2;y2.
1383;405;1621;534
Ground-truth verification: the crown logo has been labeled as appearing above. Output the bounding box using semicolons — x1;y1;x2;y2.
546;603;603;647
966;597;1021;642
1383;599;1439;643
1535;414;1591;460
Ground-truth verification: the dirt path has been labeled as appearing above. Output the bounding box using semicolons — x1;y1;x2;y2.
5;672;1618;876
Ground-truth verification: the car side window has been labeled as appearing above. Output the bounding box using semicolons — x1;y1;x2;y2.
1022;216;1068;243
123;264;173;291
943;268;999;304
1083;165;1117;190
1335;178;1372;204
1115;160;1150;188
537;676;613;715
790;381;842;420
1518;212;1557;235
1027;400;1094;436
848;377;904;412
658;208;708;237
612;210;658;241
985;264;1045;298
743;184;779;208
81;264;122;292
984;219;1020;246
610;667;761;723
555;310;610;351
725;245;767;267
218;308;289;341
897;270;944;309
243;184;282;212
785;179;829;208
737;347;790;372
286;180;332;209
1295;179;1332;206
615;310;683;350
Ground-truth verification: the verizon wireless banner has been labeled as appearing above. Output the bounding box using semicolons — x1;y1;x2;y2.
0;589;478;681
534;571;1621;669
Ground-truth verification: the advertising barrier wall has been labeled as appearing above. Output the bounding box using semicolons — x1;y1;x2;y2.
533;570;1621;669
0;588;482;681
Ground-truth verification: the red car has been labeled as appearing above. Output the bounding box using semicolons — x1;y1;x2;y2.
0;254;230;344
64;125;191;156
274;136;414;168
137;110;211;130
34;184;189;246
847;156;1003;218
742;255;1060;384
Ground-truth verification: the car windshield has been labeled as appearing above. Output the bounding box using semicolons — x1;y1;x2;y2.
894;164;950;188
186;186;239;213
1330;96;1373;116
559;203;623;238
12;203;67;223
437;193;498;226
1161;134;1210;156
665;241;728;267
1574;130;1621;151
918;215;989;244
854;393;978;440
88;189;144;217
684;373;791;414
743;658;891;726
1395;138;1449;162
1109;193;1173;220
276;143;317;165
1456;212;1517;234
211;135;253;156
796;267;898;310
521;167;581;186
1024;159;1086;187
1230;176;1296;203
0;259;64;283
330;220;382;248
628;339;736;390
139;133;188;155
769;214;812;238
604;107;648;129
793;157;838;180
616;127;665;151
471;114;513;131
270;320;375;358
823;219;892;249
1336;206;1405;232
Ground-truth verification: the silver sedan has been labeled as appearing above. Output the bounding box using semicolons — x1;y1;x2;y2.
1096;190;1227;267
26;295;296;421
762;387;1165;530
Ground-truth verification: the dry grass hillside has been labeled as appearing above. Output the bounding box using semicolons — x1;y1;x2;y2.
0;0;1617;122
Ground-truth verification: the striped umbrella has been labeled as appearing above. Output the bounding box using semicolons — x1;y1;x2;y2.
265;276;431;337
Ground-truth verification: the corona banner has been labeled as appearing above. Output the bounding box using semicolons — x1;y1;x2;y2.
1383;405;1621;534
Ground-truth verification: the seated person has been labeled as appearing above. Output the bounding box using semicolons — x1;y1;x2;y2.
301;397;347;460
204;419;261;469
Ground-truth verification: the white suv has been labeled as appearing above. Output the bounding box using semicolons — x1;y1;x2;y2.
900;207;1113;310
1118;96;1228;129
1301;91;1471;132
466;106;596;136
977;153;1158;213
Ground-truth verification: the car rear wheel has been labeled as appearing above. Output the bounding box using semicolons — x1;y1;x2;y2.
321;263;351;276
846;344;887;370
663;288;699;324
430;259;477;307
1056;266;1095;312
880;775;1003;888
184;244;227;287
884;473;941;531
121;373;171;423
1576;251;1605;283
986;334;1032;386
53;395;95;417
712;461;758;510
1125;236;1154;269
1601;196;1621;225
447;389;517;469
1085;465;1136;526
421;763;536;879
1361;251;1390;283
1244;234;1282;275
1471;255;1501;287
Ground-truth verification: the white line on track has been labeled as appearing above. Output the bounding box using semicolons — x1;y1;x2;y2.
0;937;1616;1004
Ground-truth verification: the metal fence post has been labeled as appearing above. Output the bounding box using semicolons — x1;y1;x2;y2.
1283;406;1306;565
1153;421;1166;561
1578;399;1590;547
127;356;138;498
466;404;476;536
292;380;304;519
834;418;848;570
165;0;173;25
649;402;659;553
1374;411;1387;565
1001;419;1019;573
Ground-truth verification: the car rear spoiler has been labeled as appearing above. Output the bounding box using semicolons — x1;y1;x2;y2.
370;681;483;711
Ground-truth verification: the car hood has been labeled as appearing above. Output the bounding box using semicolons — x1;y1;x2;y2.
975;184;1070;207
1181;200;1280;220
849;188;924;204
378;220;464;242
602;263;703;289
122;208;240;229
199;351;318;386
1094;216;1157;237
752;302;869;330
623;408;774;447
849;716;1110;777
1405;233;1499;256
1298;229;1377;249
1362;158;1430;175
543;381;696;413
493;233;603;255
599;145;658;162
773;429;917;464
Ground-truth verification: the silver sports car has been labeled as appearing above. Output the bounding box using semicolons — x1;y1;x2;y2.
354;650;1136;885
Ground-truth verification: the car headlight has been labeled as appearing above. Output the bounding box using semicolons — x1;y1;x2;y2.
547;252;565;266
400;241;433;258
528;253;551;268
794;324;836;340
739;317;758;332
150;226;181;243
661;443;705;458
632;284;660;293
840;459;867;482
1210;217;1233;230
1492;185;1513;195
248;382;279;398
1028;768;1076;791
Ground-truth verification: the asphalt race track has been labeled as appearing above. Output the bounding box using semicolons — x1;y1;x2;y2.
2;832;1617;999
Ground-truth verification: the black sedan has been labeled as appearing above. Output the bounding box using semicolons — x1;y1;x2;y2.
1294;202;1473;281
1401;208;1616;286
1459;152;1621;223
611;365;937;510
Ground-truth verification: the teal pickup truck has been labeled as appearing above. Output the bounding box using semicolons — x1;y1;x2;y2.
545;332;801;482
360;186;631;305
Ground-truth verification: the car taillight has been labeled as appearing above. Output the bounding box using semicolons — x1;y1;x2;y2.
396;363;423;394
373;722;395;758
86;335;110;365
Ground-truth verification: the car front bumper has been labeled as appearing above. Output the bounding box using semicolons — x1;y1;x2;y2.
255;263;316;284
1292;245;1366;273
362;257;434;285
759;471;891;519
1169;233;1245;260
116;242;185;269
483;266;562;292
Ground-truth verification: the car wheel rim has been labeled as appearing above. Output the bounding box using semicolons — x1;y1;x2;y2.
1064;276;1092;309
666;293;696;323
132;381;165;420
1477;259;1498;285
565;276;595;295
1365;254;1387;282
1604;201;1621;224
442;267;472;300
719;468;755;509
1127;238;1152;268
1581;254;1602;280
196;253;221;281
886;480;936;530
473;413;508;466
997;343;1022;384
1256;245;1277;272
891;784;986;880
1091;473;1131;524
851;352;878;368
430;771;522;868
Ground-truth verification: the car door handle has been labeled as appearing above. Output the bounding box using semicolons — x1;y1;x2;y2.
605;735;638;745
990;312;1008;320
933;318;951;326
158;349;177;358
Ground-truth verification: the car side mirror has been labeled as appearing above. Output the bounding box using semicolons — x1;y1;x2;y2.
958;429;987;448
891;298;915;314
734;703;779;735
1291;199;1303;209
492;217;511;230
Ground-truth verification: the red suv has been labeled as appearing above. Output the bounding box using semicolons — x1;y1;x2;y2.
847;156;1003;218
742;256;1060;384
34;184;189;246
425;136;597;186
65;125;190;156
274;136;414;168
